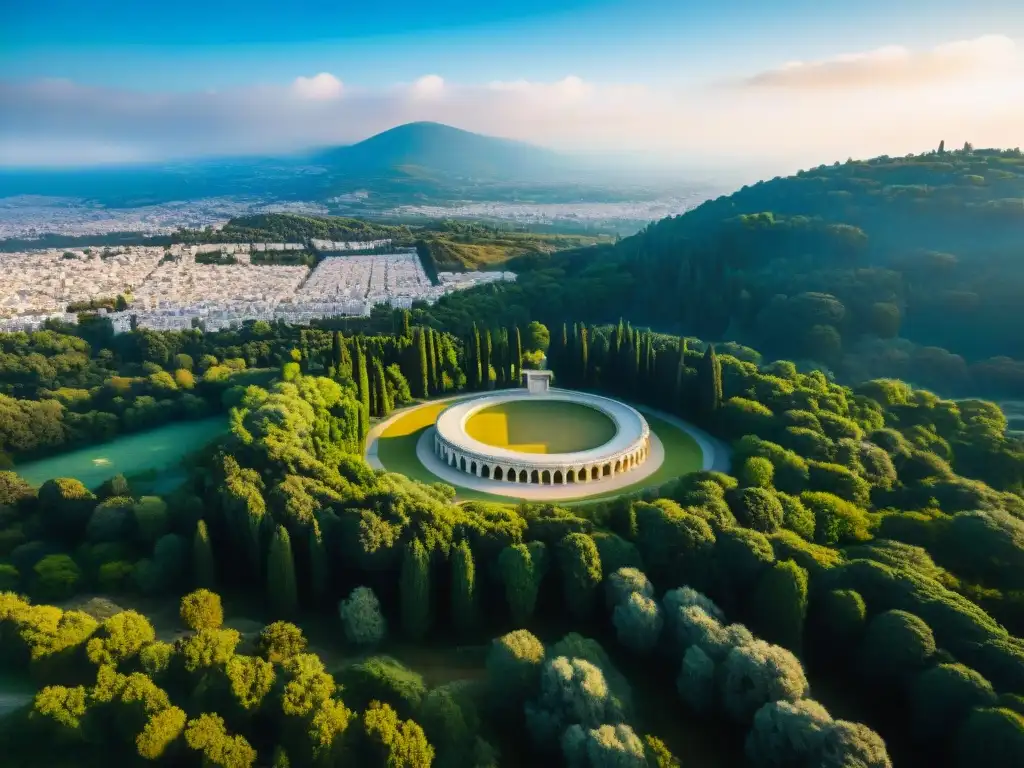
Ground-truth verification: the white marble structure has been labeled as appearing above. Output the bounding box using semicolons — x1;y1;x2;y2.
522;370;554;395
432;389;651;486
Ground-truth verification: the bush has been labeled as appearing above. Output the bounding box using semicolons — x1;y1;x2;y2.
677;644;716;713
86;610;156;667
749;560;809;655
955;707;1024;768
720;640;809;722
338;586;386;646
605;567;653;610
179;589;223;631
816;720;892;768
818;589;866;644
256;621;307;663
557;533;603;621
525;657;620;748
136;705;186;760
184;712;257;768
911;663;997;744
499;542;547;625
777;494;815;541
338;655;426;720
561;723;647;768
801;492;871;546
740;457;775;489
32;554;82;601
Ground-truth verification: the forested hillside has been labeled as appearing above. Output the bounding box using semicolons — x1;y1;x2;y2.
422;145;1024;398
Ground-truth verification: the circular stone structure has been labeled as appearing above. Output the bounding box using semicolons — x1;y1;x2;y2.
433;390;651;486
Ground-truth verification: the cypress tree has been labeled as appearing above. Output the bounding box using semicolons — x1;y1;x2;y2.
425;328;438;395
308;518;328;607
578;325;589;387
482;329;493;388
471;324;482;389
414;327;429;399
332;331;343;376
373;357;391;417
401;309;412;339
400;538;431;641
433;331;446;391
644;333;655;391
354;340;370;420
338;334;352;380
674;337;688;411
697;344;723;420
267;525;299;617
749;559;809;655
451;539;477;635
192;519;216;588
513;326;523;382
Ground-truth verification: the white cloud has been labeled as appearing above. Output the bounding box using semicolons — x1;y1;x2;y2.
291;72;343;100
1;34;1022;173
742;34;1017;89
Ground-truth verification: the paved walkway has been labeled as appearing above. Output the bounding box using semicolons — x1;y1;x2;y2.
364;391;732;501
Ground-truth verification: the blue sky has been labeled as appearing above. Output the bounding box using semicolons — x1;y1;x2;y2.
2;0;1023;167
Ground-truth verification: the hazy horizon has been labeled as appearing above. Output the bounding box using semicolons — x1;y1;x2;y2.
3;0;1024;176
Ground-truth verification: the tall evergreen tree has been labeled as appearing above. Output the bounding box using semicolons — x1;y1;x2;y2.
308;518;328;607
471;324;482;389
578;325;589;388
401;309;412;339
482;329;493;388
425;328;439;395
372;357;391;417
413;328;429;399
193;519;216;588
332;331;344;376
267;525;299;617
697;344;723;421
673;337;688;410
513;326;523;383
400;538;431;641
451;539;476;635
354;340;371;421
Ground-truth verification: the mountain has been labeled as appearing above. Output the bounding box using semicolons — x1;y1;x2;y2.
312;121;568;181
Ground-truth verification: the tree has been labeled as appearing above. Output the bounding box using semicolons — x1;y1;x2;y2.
184;713;257;768
32;554;81;601
354;341;371;425
499;542;546;625
746;698;833;768
816;720;892;768
357;701;435;768
955;707;1024;768
749;560;809;655
720;640;809;722
414;327;429;399
740;456;775;489
400;538;431;640
136;706;187;761
513;326;524;379
697;345;723;422
257;621;308;664
558;533;603;621
192;519;216;588
731;487;785;532
911;663;996;744
339;586;387;646
86;610;156;667
861;610;935;690
180;589;224;631
451;539;476;635
612;592;663;653
677;644;716;713
486;629;545;706
605;567;653;610
562;723;647;767
267;525;299;617
526;321;550;353
525;656;619;748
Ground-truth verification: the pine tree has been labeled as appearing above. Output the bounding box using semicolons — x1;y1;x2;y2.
193;519;216;588
513;326;523;383
482;329;493;388
414;328;429;399
308;518;328;606
267;525;299;617
451;539;476;635
400;538;431;640
697;344;723;421
425;328;438;394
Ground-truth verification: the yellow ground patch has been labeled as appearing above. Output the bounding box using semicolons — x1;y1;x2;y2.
464;400;616;454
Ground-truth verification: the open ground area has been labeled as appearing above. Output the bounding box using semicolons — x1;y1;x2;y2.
464;399;617;453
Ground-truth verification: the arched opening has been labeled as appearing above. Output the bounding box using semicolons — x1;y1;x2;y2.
470;461;478;475
614;459;621;473
482;464;491;479
494;467;503;481
542;470;551;484
460;457;467;472
603;463;612;477
553;470;563;484
567;469;575;483
531;469;540;484
591;466;599;481
520;469;529;483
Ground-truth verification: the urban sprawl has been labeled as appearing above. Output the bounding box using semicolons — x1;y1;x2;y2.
0;241;513;333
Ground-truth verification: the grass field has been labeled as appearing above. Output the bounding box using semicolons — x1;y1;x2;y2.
372;399;706;503
464;400;616;453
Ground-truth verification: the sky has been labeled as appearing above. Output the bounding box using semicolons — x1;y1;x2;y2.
2;0;1024;174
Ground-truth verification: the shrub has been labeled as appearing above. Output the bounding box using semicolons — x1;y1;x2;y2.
561;723;647;768
140;641;174;678
818;589;866;643
499;542;547;625
525;657;620;748
184;713;257;768
86;610;156;667
179;589;223;631
777;494;815;541
132;497;170;544
256;621;307;663
338;586;386;646
911;663;997;743
801;492;871;546
32;554;82;601
808;462;871;506
400;538;431;640
816;720;892;768
338;655;426;720
225;655;275;711
740;457;775;489
136;705;187;760
955;707;1024;768
357;701;435;768
177;628;240;673
720;640;809;722
750;560;809;655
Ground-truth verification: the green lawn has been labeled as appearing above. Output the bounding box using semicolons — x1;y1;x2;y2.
373;400;705;504
465;400;616;453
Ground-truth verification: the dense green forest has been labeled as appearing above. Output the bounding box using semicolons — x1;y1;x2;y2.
415;146;1024;400
1;308;1023;766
